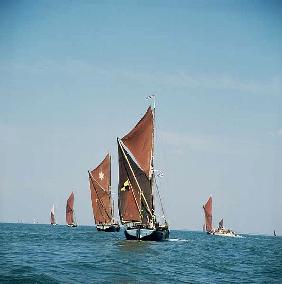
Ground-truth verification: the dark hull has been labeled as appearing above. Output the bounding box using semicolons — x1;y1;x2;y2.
125;227;169;241
96;224;120;232
67;224;77;227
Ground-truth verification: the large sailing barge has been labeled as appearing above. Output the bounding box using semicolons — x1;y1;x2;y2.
117;97;169;241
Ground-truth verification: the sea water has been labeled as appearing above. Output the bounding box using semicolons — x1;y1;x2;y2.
0;223;281;283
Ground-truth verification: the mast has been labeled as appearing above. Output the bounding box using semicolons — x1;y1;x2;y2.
147;95;156;215
109;154;113;223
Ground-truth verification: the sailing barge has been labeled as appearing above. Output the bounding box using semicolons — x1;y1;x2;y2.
88;154;120;232
50;204;57;225
117;98;169;241
203;196;237;237
66;192;77;227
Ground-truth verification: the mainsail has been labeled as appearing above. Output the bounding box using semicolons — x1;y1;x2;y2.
50;204;56;225
203;196;213;232
66;192;75;225
88;154;113;225
118;107;155;226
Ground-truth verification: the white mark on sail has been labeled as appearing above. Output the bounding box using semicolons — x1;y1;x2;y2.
99;171;104;181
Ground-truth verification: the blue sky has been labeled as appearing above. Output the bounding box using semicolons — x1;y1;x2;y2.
0;0;281;234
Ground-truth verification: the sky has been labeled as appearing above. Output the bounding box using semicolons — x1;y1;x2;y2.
0;0;281;235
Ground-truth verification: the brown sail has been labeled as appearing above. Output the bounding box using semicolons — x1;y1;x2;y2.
203;196;213;232
121;107;153;177
66;192;75;225
118;140;154;224
89;154;113;225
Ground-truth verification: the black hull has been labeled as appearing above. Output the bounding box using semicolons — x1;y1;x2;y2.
67;224;77;227
124;227;169;241
96;224;120;232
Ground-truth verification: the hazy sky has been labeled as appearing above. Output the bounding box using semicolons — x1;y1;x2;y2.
1;0;281;235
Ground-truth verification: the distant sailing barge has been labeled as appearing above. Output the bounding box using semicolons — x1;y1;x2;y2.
66;192;77;227
117;97;169;241
88;154;120;232
50;204;57;225
203;196;237;237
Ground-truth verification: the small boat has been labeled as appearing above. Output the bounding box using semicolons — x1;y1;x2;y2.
117;96;169;241
88;153;120;232
50;204;57;225
274;230;276;236
203;196;237;237
66;192;77;227
213;218;237;237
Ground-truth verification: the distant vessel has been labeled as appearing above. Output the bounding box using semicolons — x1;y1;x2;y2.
88;153;120;232
117;97;169;241
203;196;213;234
274;230;276;236
66;192;77;227
50;204;57;225
203;196;237;237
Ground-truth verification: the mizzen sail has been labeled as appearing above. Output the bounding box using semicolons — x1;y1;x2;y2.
203;196;213;232
89;154;113;225
66;192;75;225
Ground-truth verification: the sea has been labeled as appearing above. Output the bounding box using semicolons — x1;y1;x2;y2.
1;223;281;283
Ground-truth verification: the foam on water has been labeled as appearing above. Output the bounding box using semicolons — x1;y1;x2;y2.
168;238;190;242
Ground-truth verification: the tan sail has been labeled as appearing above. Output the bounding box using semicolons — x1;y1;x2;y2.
66;192;75;225
118;106;154;226
203;196;213;232
89;154;113;225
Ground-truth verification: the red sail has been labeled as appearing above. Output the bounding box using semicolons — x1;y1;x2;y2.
89;154;113;225
118;141;142;223
66;192;75;225
203;196;213;232
121;107;153;177
219;218;223;229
